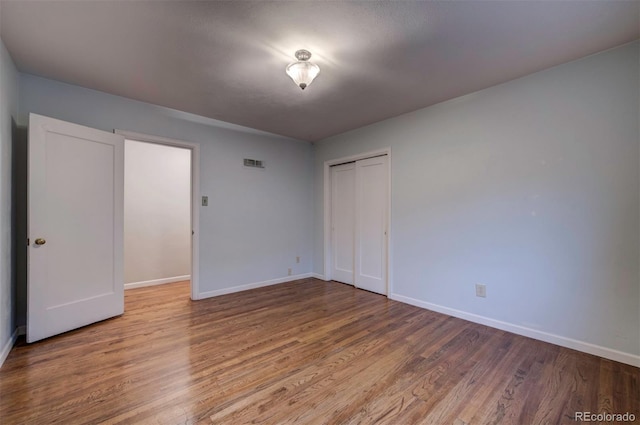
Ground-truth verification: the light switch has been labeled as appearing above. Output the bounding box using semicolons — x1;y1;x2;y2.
202;196;208;207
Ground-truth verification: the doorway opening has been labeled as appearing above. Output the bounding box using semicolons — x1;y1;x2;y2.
117;130;200;300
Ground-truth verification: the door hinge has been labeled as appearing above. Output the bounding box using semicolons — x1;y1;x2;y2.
27;238;30;246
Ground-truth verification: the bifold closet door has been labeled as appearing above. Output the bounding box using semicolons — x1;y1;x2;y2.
331;162;356;284
354;155;388;295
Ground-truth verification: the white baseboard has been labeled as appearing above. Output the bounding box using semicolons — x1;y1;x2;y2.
125;275;191;290
0;328;19;368
198;273;313;299
311;273;328;281
389;293;640;368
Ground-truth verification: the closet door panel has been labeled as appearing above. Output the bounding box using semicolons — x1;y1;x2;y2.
354;156;388;294
331;163;356;284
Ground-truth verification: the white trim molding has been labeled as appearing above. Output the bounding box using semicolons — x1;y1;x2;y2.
115;130;201;301
199;273;313;299
311;273;329;281
125;275;191;290
0;328;19;368
389;293;640;368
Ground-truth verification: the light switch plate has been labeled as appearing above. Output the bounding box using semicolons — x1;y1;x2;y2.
202;196;208;207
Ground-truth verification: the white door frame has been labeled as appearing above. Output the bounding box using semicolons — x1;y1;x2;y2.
115;130;201;301
323;148;392;294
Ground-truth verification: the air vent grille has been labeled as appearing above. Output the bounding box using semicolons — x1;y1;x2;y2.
244;158;265;168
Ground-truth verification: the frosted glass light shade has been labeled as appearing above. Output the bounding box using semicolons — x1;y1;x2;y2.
286;50;320;90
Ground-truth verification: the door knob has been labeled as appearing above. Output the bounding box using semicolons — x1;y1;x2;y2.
34;238;46;246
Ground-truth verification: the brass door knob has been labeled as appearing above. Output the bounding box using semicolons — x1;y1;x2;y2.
34;238;46;246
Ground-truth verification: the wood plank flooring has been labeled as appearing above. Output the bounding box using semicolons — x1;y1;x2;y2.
0;278;638;424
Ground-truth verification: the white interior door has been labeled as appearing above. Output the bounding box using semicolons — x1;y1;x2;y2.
331;162;355;284
28;113;125;343
354;156;388;294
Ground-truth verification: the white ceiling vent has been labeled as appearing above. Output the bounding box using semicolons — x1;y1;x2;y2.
244;158;265;169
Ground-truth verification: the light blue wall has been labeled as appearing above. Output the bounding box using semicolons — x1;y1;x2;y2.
18;74;314;299
0;38;19;362
314;42;640;359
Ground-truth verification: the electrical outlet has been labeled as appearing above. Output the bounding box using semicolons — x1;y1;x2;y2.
288;268;292;276
475;284;486;298
296;256;300;263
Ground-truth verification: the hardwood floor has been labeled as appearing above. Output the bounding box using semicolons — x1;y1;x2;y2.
1;279;638;424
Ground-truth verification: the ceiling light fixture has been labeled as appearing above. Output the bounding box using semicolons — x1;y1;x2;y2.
286;49;320;90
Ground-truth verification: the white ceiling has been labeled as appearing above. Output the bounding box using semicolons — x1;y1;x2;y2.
1;1;638;142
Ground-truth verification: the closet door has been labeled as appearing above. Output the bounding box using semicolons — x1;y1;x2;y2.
331;162;356;284
354;156;388;294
